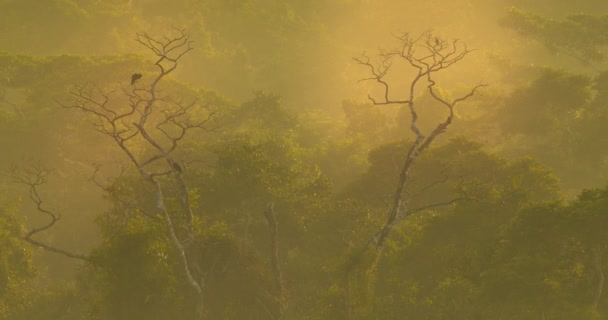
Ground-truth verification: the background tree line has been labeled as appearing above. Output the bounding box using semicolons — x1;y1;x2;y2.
2;0;608;319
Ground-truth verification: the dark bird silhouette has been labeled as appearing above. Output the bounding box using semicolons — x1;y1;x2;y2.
172;162;183;173
131;73;142;85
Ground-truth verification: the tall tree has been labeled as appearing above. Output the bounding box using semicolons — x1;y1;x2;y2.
56;29;212;318
343;31;485;318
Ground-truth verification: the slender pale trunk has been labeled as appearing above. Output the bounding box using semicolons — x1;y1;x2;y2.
592;249;604;313
345;274;353;320
264;203;284;319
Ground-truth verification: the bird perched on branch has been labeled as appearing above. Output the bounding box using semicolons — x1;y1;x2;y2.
172;161;183;173
131;73;142;85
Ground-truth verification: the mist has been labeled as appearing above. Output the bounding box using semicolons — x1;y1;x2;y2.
1;0;608;319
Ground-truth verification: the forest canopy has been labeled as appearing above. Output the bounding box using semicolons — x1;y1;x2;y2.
2;0;608;319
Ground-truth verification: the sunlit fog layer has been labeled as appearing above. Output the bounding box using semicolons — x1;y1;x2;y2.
1;1;608;319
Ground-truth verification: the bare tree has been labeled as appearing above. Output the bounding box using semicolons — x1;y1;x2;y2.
347;31;485;318
57;28;216;318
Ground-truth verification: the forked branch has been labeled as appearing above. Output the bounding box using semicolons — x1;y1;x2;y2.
11;164;93;263
355;31;486;250
58;30;209;301
136;28;193;85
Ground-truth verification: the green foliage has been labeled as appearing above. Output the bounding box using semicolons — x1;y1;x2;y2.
86;216;180;320
314;137;563;319
88;209;279;319
5;1;608;319
10;284;88;320
342;99;389;141
503;8;608;64
0;205;35;320
498;68;591;136
493;68;608;192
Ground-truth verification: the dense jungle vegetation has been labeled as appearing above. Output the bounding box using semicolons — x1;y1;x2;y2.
2;0;608;319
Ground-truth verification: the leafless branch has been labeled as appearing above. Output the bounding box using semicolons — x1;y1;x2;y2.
355;31;486;251
135;28;193;87
89;164;160;222
58;30;207;300
353;52;409;105
10;164;93;263
405;165;451;199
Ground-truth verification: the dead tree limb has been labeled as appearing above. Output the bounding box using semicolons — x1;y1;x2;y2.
11;164;93;263
58;29;212;313
355;31;486;252
348;31;485;318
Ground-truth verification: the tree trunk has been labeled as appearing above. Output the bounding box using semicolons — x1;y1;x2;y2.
592;249;604;314
264;202;284;319
344;273;353;320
